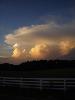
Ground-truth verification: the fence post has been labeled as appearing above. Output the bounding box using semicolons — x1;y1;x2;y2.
2;77;5;87
40;79;42;90
64;79;66;93
20;77;24;88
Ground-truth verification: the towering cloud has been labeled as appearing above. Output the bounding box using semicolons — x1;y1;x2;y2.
4;21;75;62
12;48;22;58
29;43;50;59
12;43;26;59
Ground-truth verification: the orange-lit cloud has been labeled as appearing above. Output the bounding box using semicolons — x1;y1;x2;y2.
59;40;75;55
12;43;26;59
12;48;22;58
29;43;51;59
3;21;75;63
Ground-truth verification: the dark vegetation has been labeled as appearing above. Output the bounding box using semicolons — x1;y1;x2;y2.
1;60;75;71
0;60;75;78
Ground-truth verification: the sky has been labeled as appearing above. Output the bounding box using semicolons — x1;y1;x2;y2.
0;0;75;64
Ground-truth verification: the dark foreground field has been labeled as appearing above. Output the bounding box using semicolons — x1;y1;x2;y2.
0;87;65;100
0;87;75;100
0;60;75;100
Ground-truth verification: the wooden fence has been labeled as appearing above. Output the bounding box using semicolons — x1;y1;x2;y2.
0;77;75;91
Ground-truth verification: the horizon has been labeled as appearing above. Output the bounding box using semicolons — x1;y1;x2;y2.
0;57;75;65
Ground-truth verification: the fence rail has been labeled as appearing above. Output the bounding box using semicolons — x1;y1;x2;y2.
0;77;75;90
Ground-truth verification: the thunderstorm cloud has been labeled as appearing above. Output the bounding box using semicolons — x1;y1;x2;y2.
4;21;75;63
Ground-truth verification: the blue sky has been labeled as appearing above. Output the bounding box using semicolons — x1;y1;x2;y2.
0;0;75;39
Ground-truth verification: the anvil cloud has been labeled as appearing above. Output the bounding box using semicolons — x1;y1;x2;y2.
4;21;75;62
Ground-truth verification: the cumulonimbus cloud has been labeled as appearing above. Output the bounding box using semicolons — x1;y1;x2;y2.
4;21;75;61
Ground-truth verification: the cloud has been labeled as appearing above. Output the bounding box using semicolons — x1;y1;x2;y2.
60;48;75;60
5;21;75;45
4;21;75;61
59;40;75;55
12;43;26;59
29;43;50;60
0;44;12;58
12;48;22;58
